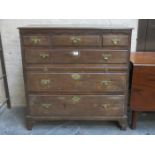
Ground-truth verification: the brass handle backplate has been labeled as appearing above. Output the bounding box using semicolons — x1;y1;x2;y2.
40;79;51;87
40;53;49;59
71;96;81;103
71;73;81;80
31;37;41;44
101;80;111;86
102;53;111;60
111;38;120;45
42;103;51;109
70;36;81;44
101;104;110;110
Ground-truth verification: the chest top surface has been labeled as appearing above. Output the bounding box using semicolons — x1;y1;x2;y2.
130;52;155;66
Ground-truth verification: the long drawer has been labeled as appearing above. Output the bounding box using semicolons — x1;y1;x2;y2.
24;48;128;64
26;72;127;93
28;95;125;116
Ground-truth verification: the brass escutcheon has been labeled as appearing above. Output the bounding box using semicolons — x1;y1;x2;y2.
101;80;111;86
102;53;112;60
40;53;49;59
40;79;50;86
101;104;110;110
42;104;51;109
70;36;81;44
111;38;120;45
31;37;41;44
71;73;81;80
71;96;81;103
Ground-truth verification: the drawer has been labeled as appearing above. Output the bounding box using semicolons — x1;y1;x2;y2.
24;48;128;64
28;95;124;116
26;72;127;93
131;66;155;111
51;35;101;47
22;35;51;46
103;34;130;47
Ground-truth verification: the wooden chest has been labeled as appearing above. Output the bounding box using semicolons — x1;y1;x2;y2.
130;52;155;129
19;27;132;130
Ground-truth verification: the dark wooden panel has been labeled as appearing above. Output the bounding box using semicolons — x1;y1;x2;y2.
145;20;155;51
131;66;155;111
136;19;148;51
137;19;155;51
28;95;124;116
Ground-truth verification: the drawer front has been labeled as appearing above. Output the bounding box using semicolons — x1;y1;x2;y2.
28;95;124;116
26;72;127;93
52;35;101;47
24;48;51;64
22;35;51;46
103;34;129;47
131;66;155;111
24;48;128;64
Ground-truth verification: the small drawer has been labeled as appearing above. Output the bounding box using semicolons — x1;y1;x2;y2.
28;95;125;116
51;35;101;47
26;72;127;93
22;35;51;46
24;48;128;64
103;34;130;47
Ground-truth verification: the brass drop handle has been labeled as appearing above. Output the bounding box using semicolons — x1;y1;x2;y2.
102;53;111;60
101;104;110;110
40;53;49;59
71;50;80;56
31;37;41;44
71;96;81;103
70;36;81;44
101;80;111;86
71;73;81;80
111;38;120;45
42;104;51;109
40;79;51;86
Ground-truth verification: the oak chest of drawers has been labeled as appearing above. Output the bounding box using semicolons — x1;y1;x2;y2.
19;27;132;130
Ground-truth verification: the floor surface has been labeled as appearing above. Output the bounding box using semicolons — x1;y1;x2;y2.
0;106;155;135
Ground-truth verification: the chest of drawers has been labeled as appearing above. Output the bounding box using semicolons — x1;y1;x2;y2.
19;27;132;130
